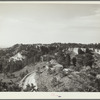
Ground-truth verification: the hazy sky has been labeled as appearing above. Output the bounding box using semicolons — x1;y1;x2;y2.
0;2;100;47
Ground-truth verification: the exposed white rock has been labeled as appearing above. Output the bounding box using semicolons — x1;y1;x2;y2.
9;52;25;62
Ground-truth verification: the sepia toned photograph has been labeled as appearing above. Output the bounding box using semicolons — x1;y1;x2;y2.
0;1;100;94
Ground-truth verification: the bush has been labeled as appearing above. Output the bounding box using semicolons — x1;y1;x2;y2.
38;83;48;92
83;53;94;68
78;48;84;54
65;54;71;67
36;67;41;73
51;77;58;87
47;68;55;75
72;57;76;66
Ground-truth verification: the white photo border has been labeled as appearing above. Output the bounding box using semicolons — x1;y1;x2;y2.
0;1;100;99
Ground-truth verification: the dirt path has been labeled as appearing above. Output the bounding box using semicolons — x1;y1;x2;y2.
19;62;48;90
19;71;37;90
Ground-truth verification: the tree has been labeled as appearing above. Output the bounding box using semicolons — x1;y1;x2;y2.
76;54;84;70
72;57;76;66
40;46;49;55
85;48;93;55
65;54;71;67
48;46;56;54
51;77;58;87
0;60;3;73
83;53;94;68
78;48;84;54
56;50;65;65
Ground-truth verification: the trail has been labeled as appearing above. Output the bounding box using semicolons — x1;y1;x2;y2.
19;71;37;90
19;62;47;90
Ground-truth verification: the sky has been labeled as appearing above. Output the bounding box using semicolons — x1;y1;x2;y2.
0;2;100;47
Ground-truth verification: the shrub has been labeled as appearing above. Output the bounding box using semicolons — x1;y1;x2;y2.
38;83;48;92
51;77;58;87
83;53;94;68
65;54;71;67
78;48;84;54
72;57;76;66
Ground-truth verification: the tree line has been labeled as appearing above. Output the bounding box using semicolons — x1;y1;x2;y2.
0;43;99;75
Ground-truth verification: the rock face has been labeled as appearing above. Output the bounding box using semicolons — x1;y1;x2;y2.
9;52;25;62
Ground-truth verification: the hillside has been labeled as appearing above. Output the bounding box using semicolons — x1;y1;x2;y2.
0;43;100;92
